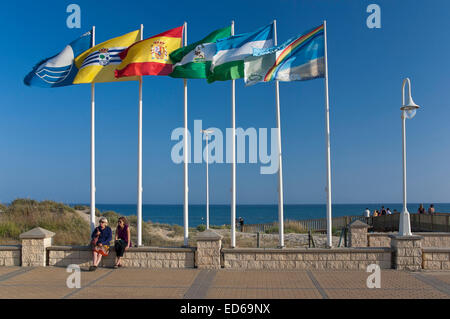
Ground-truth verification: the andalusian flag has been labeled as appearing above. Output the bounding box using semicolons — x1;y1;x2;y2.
169;26;231;79
115;26;183;78
244;25;325;86
207;23;274;83
73;30;140;84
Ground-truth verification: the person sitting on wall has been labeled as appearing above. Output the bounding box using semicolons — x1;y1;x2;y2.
417;204;426;214
114;216;131;269
89;217;112;271
428;204;435;214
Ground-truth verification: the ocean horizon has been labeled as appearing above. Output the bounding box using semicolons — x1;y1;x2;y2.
71;203;450;227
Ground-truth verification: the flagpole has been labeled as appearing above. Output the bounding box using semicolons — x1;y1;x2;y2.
323;20;333;248
90;26;96;232
273;20;285;248
183;21;189;247
137;24;144;247
230;20;236;248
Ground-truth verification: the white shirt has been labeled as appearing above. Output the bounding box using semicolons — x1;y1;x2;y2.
364;209;370;217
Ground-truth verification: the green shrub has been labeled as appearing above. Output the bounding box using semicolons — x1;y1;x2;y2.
196;224;206;232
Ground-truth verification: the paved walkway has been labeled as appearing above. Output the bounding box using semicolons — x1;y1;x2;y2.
0;267;449;299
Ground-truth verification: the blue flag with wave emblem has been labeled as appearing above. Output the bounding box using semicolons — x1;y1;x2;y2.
24;31;92;87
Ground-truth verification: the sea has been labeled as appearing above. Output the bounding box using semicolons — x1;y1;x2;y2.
72;203;450;227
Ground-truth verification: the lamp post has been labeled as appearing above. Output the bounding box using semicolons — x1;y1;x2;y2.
399;78;420;236
201;129;213;230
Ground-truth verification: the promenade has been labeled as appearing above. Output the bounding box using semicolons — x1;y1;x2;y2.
0;266;449;299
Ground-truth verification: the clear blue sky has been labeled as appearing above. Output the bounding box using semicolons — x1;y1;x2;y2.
1;0;449;205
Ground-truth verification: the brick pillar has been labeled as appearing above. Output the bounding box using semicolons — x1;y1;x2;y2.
389;234;423;271
196;230;222;269
20;227;55;267
348;220;369;247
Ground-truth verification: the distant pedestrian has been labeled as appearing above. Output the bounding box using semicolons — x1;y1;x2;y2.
386;208;392;215
89;217;112;271
373;210;379;217
380;206;386;216
418;204;426;214
428;204;435;214
114;216;131;269
239;217;244;231
364;208;370;218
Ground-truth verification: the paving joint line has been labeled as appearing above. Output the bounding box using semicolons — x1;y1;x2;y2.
62;270;114;299
0;267;34;282
306;271;329;299
412;272;450;296
183;269;217;299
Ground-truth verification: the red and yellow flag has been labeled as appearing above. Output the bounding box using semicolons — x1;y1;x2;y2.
115;26;183;78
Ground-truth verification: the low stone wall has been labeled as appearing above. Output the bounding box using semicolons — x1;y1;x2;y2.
222;247;392;270
420;233;450;248
423;248;450;270
0;245;21;266
368;232;450;248
368;233;393;247
48;246;195;268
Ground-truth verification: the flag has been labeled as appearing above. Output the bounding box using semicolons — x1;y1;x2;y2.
169;26;231;79
115;26;183;78
244;24;325;86
24;31;92;87
207;23;274;83
73;30;140;84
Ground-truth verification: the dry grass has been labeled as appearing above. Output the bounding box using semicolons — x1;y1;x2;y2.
0;199;90;245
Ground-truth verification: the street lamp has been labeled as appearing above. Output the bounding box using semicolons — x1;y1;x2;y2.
399;78;420;236
201;129;214;230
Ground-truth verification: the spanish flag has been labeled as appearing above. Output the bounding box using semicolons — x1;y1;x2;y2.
115;26;183;78
73;30;140;84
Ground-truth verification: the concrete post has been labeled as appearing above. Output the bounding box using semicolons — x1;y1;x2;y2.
389;234;423;271
348;220;370;247
195;229;222;269
20;227;55;267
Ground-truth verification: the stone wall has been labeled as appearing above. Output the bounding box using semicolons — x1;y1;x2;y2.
368;233;393;247
422;248;450;270
222;248;392;270
390;235;423;271
48;246;195;268
368;232;450;248
0;246;21;266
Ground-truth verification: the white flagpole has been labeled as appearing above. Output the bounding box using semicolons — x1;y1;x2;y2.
323;20;333;248
273;20;285;248
183;21;189;247
137;24;144;247
90;26;96;232
230;20;236;248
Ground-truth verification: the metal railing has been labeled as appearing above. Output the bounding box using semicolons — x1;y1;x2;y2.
241;213;450;234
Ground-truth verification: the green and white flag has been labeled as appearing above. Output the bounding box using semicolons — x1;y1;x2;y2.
207;23;274;83
169;26;231;79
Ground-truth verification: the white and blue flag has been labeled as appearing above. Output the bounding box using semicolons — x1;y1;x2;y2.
24;31;92;87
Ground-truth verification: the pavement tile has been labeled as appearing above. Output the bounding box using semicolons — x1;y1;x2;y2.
1;267;110;287
312;270;434;290
211;270;316;289
92;268;199;288
0;267;21;277
68;286;187;299
206;288;322;299
325;288;450;299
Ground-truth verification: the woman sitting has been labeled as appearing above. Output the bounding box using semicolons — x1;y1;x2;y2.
89;217;112;271
114;216;132;269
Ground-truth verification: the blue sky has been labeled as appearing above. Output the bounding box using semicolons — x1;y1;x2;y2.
0;0;449;205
